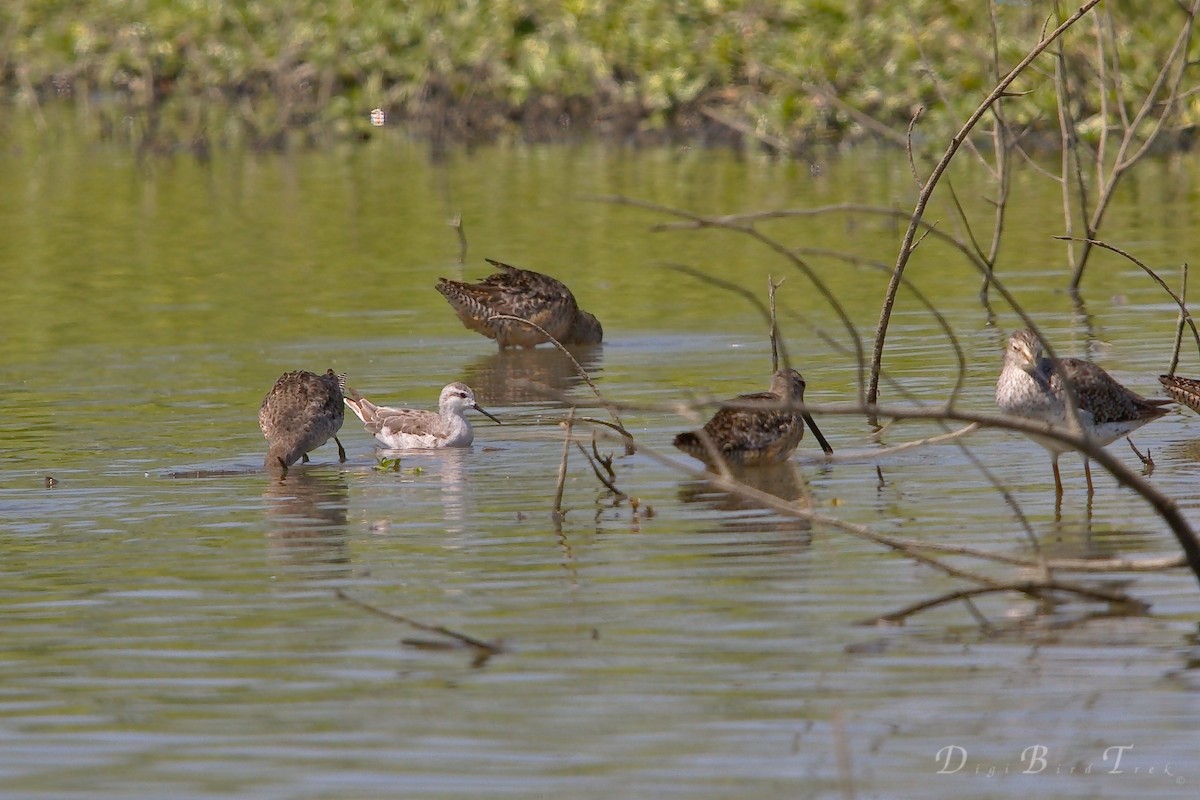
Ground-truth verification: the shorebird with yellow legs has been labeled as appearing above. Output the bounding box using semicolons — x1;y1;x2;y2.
995;329;1171;499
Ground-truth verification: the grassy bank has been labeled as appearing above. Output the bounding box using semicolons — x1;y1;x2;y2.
2;1;1198;153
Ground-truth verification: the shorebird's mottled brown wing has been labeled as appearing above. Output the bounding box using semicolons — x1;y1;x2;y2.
259;369;345;467
1159;374;1200;414
674;391;803;467
1055;358;1170;424
437;260;583;347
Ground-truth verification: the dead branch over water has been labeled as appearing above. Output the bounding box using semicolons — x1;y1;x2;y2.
1061;0;1200;290
868;0;1105;411
520;314;1196;623
576;2;1200;626
540;356;1200;624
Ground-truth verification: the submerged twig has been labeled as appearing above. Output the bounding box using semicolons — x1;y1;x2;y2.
575;438;627;499
664;262;792;369
334;589;504;660
1127;437;1154;472
867;580;1148;626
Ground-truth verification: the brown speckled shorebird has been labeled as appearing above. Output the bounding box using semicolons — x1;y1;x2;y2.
259;369;347;473
344;382;500;449
1159;374;1200;414
435;258;602;348
673;369;833;467
995;329;1170;497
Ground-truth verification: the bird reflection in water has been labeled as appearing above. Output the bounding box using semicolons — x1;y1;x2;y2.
459;344;603;406
678;462;813;544
264;470;351;576
365;448;472;537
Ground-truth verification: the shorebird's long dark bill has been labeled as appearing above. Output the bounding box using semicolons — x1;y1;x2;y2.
802;412;833;455
473;404;502;425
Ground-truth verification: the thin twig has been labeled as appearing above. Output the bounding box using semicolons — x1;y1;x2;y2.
575;439;627;499
1171;263;1190;374
664;262;791;370
1053;237;1200;354
768;274;784;372
600;197;862;398
1067;0;1200;289
553;407;575;518
334;589;504;655
866;580;1148;626
488;313;635;453
867;0;1103;411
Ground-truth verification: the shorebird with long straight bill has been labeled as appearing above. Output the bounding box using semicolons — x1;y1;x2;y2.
995;329;1170;498
673;369;833;467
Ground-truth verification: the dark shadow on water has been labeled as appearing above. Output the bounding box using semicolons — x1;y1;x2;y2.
263;470;351;575
459;345;603;406
678;462;813;544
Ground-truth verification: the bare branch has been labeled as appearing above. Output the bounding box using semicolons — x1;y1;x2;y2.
553;407;575;518
868;0;1103;409
487;313;635;452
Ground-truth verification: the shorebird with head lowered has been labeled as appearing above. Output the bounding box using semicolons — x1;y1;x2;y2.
995;329;1171;498
435;258;602;348
259;369;347;474
673;369;833;467
343;382;501;449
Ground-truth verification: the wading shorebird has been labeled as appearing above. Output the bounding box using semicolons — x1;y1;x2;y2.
673;369;833;467
343;382;501;449
259;369;347;473
995;329;1170;497
435;258;603;348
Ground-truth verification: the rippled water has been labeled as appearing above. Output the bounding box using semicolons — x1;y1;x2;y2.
3;119;1200;797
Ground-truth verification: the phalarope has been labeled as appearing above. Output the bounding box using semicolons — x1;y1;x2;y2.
344;382;501;449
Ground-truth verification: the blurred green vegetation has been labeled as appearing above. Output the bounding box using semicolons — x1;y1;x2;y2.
2;0;1197;152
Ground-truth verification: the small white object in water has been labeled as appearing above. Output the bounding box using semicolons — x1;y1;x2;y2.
370;108;386;127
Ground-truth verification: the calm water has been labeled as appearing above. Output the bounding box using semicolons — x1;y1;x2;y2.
3;118;1200;798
